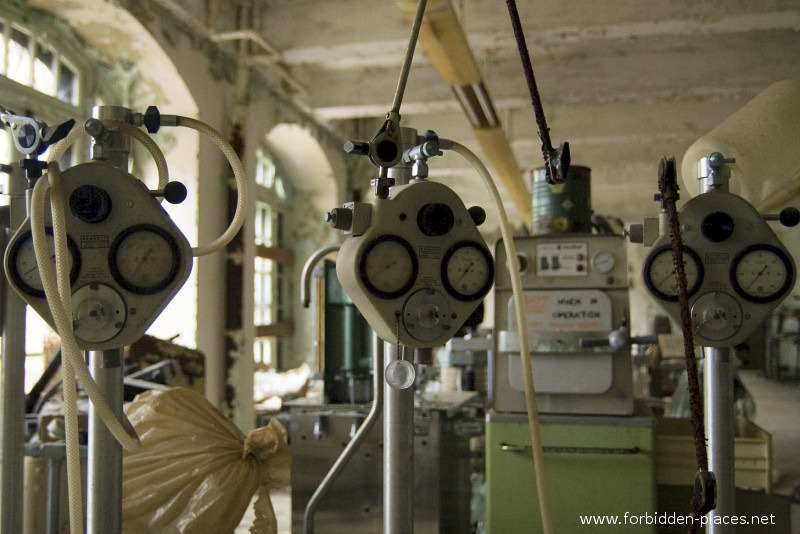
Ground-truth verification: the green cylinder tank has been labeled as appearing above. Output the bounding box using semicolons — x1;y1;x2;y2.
531;165;591;235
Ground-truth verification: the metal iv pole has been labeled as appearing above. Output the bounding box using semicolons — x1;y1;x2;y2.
705;346;735;532
383;342;414;534
379;124;422;534
700;155;736;534
0;176;28;534
86;348;125;532
84;105;133;534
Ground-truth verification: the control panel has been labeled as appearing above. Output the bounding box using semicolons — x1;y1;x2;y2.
332;179;492;348
643;188;795;347
4;161;192;350
492;233;633;415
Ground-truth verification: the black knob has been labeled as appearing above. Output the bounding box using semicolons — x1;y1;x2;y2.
42;119;76;148
468;206;486;227
780;207;800;227
69;184;112;224
417;203;454;236
162;181;187;204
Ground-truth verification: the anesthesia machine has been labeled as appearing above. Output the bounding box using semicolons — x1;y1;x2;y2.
296;2;582;534
291;125;493;534
486;80;800;534
0;105;246;534
288;1;517;532
634;79;800;534
4;0;797;532
486;166;657;533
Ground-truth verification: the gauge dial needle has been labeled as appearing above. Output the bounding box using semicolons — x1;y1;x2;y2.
454;262;475;285
132;249;152;275
24;253;56;276
745;265;769;290
656;269;676;286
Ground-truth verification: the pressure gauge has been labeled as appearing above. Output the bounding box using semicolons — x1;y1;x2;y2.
441;240;494;301
730;244;794;303
590;251;616;274
6;228;81;297
643;244;704;301
109;224;182;295
359;235;418;299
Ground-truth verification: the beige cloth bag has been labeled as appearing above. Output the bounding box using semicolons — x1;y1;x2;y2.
122;387;290;533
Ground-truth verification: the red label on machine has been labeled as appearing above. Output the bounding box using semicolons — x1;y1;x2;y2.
510;290;612;331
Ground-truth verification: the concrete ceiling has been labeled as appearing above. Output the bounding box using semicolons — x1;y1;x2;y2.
252;0;800;234
35;0;800;234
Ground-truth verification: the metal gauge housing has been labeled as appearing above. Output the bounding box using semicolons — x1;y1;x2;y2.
441;240;494;301
109;223;182;295
359;235;418;299
6;228;81;297
730;243;794;303
643;244;704;301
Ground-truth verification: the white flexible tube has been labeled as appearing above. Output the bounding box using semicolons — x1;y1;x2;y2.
174;116;248;257
47;122;86;164
33;164;142;450
447;141;554;534
30;112;245;532
31;163;142;533
30;173;85;532
47;121;169;193
49;114;247;256
103;120;169;192
31;173;84;533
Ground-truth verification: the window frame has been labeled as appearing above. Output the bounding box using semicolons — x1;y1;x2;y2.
253;146;296;368
1;7;91;365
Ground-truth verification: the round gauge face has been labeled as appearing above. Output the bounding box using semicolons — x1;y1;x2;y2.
591;251;615;274
7;228;81;297
730;244;794;303
359;235;418;299
109;224;181;295
441;240;494;301
643;245;704;302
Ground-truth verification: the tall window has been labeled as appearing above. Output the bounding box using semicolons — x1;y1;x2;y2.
1;12;85;389
0;18;80;105
253;147;295;368
1;15;84;205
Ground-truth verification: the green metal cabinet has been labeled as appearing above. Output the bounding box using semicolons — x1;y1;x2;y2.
323;260;374;403
485;412;656;533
